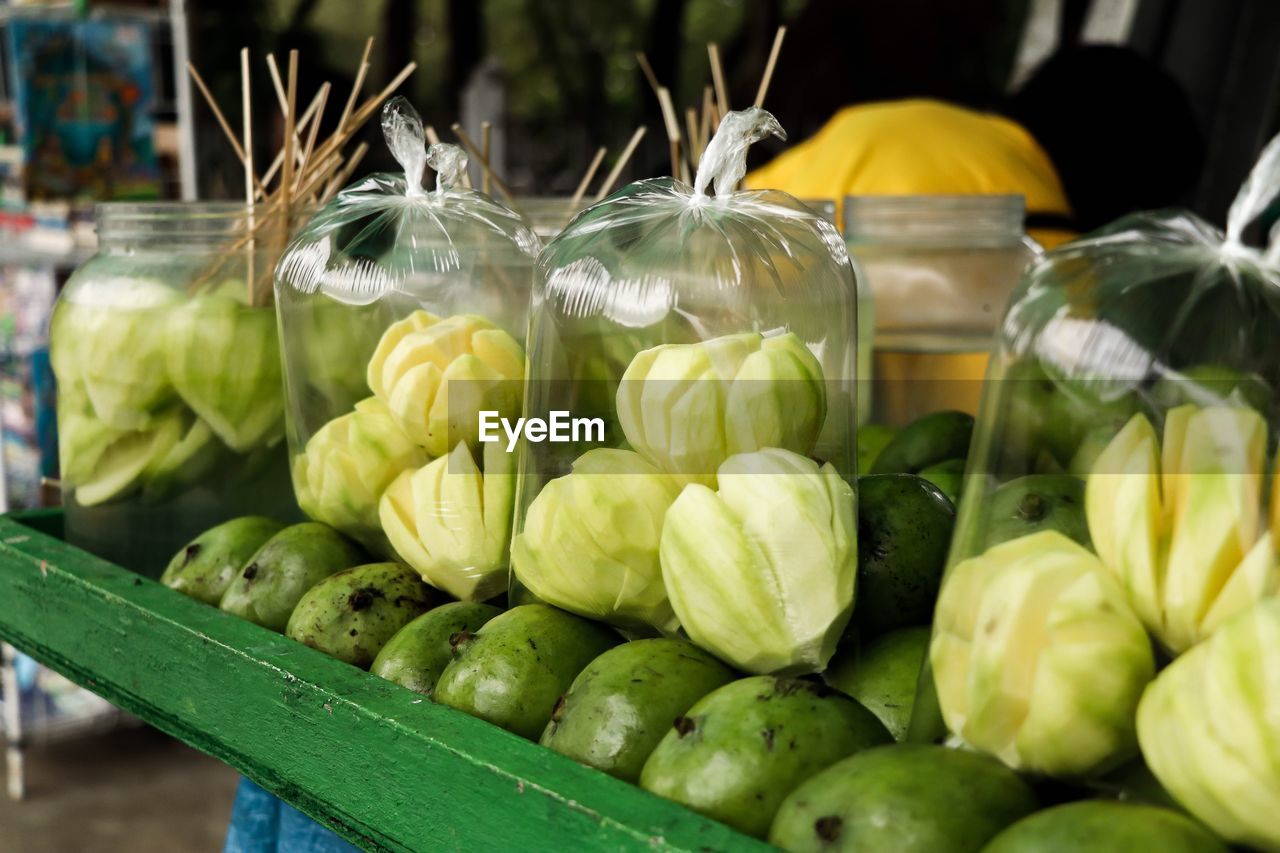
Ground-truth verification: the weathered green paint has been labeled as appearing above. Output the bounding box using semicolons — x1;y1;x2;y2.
0;512;766;852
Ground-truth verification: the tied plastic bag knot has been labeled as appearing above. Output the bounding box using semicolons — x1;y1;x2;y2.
427;143;469;195
1226;129;1280;249
381;96;427;197
693;107;786;200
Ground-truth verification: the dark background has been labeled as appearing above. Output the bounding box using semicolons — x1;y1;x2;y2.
185;0;1280;229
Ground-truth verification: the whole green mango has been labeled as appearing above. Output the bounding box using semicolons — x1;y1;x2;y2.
983;801;1227;852
160;516;284;605
219;522;367;631
825;627;930;741
434;604;620;739
285;563;438;668
371;602;503;696
769;744;1037;852
852;474;954;639
540;638;736;782
639;676;891;838
869;410;973;475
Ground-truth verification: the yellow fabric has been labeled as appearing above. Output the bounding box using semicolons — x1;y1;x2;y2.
746;99;1076;249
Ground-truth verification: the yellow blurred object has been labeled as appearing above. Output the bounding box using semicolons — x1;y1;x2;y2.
746;99;1075;249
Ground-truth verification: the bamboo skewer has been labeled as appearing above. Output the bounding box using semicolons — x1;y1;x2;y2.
657;86;682;179
240;48;257;305
323;141;368;198
186;40;414;302
186;62;267;199
306;62;417;172
480;120;492;195
450;122;513;204
708;43;729;117
569;146;607;214
685;107;701;166
701;85;716;139
280;50;298;235
293;82;330;192
258;86;327;196
595;126;647;202
337;36;375;133
635;52;661;99
754;26;787;108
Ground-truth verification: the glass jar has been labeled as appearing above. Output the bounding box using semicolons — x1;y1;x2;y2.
519;197;590;242
844;195;1039;425
51;202;300;576
509;108;861;676
921;133;1280;844
275;102;538;603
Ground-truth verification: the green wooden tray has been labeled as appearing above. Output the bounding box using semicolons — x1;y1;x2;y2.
0;510;765;852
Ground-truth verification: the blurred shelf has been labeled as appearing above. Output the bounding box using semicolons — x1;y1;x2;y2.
0;510;763;852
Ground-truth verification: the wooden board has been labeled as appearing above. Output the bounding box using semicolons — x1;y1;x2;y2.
0;511;764;852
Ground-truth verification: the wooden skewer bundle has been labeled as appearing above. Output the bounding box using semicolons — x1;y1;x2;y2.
187;37;416;305
633;26;788;190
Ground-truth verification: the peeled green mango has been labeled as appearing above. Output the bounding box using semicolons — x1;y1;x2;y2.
511;448;681;631
769;744;1038;853
870;410;973;475
73;407;189;507
285;562;439;668
160;516;285;606
852;474;954;639
1150;363;1272;413
294;398;428;547
380;441;513;601
370;312;524;457
540;638;736;783
219;522;367;631
140;415;227;503
983;801;1227;853
370;601;503;696
981;474;1090;552
166;293;284;452
661;448;856;675
434;604;621;739
931;531;1154;778
1137;598;1280;851
1087;407;1276;654
58;408;129;486
825;627;931;741
639;676;891;838
616;331;826;485
51;278;182;430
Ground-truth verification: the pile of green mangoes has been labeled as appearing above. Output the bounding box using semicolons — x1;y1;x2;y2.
154;406;1222;851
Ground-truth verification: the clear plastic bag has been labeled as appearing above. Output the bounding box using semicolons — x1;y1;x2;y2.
924;131;1280;846
275;97;537;602
511;108;862;675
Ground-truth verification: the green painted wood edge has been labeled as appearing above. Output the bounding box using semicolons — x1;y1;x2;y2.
0;512;767;853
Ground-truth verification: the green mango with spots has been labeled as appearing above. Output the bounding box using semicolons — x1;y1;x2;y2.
852;474;955;639
639;676;891;838
540;638;736;783
434;604;620;739
983;801;1227;853
769;743;1037;853
371;602;504;696
219;523;367;631
825;627;931;741
285;563;439;668
160;516;284;605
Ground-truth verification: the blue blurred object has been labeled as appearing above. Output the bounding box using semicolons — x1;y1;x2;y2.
224;777;361;853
